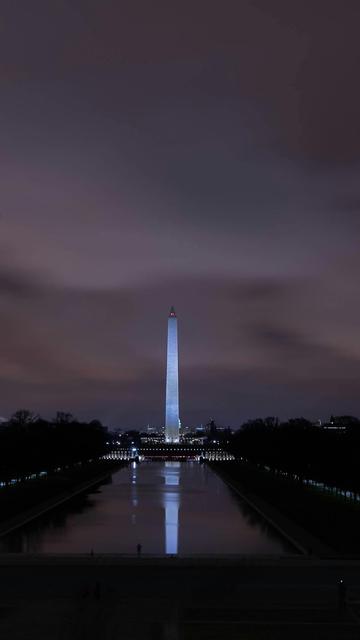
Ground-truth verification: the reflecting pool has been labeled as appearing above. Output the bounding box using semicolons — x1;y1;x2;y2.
0;461;296;554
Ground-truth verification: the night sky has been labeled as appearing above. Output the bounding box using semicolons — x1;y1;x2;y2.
1;1;360;428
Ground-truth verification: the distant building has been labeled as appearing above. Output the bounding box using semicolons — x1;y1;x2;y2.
321;415;359;432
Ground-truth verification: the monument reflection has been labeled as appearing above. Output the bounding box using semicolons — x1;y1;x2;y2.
163;461;180;554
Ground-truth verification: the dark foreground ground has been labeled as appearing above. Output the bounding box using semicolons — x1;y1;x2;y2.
1;555;360;639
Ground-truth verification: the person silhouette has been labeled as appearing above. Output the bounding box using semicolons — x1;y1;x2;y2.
338;579;347;614
137;543;142;556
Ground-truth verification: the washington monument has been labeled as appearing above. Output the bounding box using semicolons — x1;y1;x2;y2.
165;306;180;443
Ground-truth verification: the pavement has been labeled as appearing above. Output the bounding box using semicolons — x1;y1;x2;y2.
0;555;360;638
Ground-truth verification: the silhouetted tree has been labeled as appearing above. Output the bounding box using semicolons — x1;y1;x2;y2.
10;410;37;426
0;411;109;482
230;415;360;493
55;412;74;424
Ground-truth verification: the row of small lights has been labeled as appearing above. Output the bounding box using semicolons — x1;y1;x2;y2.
103;451;234;461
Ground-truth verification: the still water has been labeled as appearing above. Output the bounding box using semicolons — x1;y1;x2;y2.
0;461;295;554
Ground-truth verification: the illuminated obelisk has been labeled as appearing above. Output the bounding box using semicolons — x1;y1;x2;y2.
165;306;180;443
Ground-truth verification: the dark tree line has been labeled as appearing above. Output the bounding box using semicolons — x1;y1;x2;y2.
230;416;360;493
0;410;109;482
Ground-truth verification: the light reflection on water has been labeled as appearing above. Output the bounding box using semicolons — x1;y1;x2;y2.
163;461;180;554
0;461;296;555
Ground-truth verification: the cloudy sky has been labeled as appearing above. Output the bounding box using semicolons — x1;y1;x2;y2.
1;0;360;427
